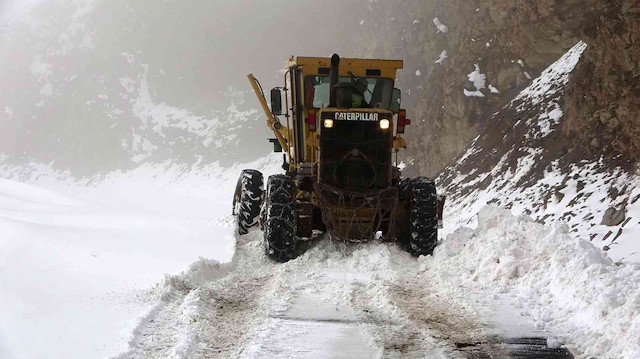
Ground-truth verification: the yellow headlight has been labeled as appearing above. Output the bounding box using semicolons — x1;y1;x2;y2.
324;119;334;128
380;119;390;129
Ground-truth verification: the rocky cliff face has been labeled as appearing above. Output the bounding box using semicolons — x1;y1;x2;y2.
437;41;640;263
360;0;637;177
563;1;640;160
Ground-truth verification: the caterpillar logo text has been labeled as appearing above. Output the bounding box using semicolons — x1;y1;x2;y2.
334;112;380;122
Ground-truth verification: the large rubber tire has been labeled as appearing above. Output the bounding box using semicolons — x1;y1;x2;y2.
407;177;438;256
234;169;264;235
263;174;298;262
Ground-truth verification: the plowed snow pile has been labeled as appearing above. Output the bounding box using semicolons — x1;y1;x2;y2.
427;206;640;359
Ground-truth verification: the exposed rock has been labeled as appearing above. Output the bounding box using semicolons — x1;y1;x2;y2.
601;206;626;227
359;0;637;176
606;117;621;131
563;0;640;159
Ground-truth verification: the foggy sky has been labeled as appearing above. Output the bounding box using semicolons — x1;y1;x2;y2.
0;0;377;176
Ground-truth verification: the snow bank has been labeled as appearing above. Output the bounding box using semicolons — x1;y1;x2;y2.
107;203;640;358
427;206;640;358
0;177;84;207
162;257;232;300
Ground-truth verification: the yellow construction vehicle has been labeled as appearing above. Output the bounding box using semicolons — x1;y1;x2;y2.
234;54;445;261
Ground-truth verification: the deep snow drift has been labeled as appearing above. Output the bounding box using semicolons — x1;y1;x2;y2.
0;179;232;359
0;155;282;359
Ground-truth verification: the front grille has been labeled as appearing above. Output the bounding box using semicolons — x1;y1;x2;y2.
319;119;392;189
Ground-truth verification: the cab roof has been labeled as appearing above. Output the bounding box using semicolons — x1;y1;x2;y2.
287;56;403;79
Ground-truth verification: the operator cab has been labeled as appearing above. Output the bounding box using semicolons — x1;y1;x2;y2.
304;75;395;109
268;54;407;168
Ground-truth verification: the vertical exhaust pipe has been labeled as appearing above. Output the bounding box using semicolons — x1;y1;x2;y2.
329;54;340;107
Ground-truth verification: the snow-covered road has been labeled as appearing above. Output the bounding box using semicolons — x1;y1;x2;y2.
114;220;580;359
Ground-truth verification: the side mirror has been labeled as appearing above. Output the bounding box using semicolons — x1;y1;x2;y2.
391;88;401;114
268;138;283;153
270;88;283;115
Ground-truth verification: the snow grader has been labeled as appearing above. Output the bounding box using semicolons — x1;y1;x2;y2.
233;54;445;262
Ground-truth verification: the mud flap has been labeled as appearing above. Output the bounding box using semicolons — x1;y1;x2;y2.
436;194;446;229
296;201;313;239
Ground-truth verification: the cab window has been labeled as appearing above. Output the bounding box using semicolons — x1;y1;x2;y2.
304;75;394;109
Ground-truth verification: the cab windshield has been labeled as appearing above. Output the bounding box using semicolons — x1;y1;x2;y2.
304;75;394;109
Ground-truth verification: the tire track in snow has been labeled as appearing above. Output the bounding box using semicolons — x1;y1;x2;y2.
237;239;462;358
114;294;190;359
193;272;274;358
113;228;277;359
350;277;468;358
387;277;486;348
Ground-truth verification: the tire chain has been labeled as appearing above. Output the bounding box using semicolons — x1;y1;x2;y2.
237;169;264;235
409;176;439;256
263;174;298;262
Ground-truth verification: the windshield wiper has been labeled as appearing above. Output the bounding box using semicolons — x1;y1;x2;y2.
347;71;375;98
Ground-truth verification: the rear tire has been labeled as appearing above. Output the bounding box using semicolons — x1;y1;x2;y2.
263;174;298;262
404;177;438;256
234;169;264;235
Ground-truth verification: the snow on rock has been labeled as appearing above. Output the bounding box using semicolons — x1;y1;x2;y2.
427;206;640;359
464;64;486;97
516;43;587;104
530;105;564;138
438;41;640;263
435;50;448;64
437;40;640;356
433;17;448;34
